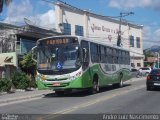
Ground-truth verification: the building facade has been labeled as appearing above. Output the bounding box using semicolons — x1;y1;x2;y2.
55;2;144;69
0;22;60;78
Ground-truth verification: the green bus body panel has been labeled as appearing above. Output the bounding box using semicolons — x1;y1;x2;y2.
36;79;49;90
85;64;131;86
36;64;131;90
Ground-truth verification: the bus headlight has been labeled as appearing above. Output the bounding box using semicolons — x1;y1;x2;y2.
41;75;46;81
76;71;82;76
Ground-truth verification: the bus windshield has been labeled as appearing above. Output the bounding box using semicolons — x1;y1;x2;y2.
37;43;81;74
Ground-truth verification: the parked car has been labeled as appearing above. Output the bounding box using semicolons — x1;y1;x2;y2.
138;67;152;76
146;69;160;91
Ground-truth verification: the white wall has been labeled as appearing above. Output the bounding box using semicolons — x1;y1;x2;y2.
55;3;144;67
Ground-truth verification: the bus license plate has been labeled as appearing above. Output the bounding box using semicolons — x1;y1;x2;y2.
53;83;60;86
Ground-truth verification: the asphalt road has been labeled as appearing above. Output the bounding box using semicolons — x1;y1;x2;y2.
1;78;160;120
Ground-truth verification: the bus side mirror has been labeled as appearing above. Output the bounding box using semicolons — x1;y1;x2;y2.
82;48;87;62
32;46;37;62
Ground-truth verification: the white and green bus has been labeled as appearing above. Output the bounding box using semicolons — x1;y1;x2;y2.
32;35;131;95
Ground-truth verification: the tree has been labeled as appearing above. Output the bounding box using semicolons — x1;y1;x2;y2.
19;52;37;89
0;0;12;13
19;51;36;76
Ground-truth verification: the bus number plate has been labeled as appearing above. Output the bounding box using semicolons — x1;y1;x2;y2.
53;83;60;86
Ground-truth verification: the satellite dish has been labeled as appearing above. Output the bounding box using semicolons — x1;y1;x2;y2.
24;18;34;26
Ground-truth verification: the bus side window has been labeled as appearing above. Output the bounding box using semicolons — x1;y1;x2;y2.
90;43;99;63
100;46;105;63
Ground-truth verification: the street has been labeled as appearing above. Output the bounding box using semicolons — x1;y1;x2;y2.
0;78;160;120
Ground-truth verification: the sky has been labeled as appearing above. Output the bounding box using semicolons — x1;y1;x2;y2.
0;0;160;49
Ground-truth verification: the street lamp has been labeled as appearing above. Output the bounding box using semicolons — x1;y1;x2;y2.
117;12;134;47
155;52;159;69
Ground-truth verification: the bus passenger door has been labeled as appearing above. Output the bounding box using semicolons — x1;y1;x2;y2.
81;41;89;70
81;40;91;88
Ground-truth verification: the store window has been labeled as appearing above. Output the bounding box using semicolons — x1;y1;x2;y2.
137;63;141;67
136;37;140;48
62;23;71;35
130;35;134;47
75;25;83;36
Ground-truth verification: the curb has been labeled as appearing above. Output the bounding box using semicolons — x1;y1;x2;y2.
0;94;42;104
0;91;54;105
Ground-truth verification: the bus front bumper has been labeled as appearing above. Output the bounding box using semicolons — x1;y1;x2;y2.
42;77;83;90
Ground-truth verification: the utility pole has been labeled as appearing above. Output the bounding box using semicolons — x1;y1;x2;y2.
117;12;134;47
155;52;159;68
158;53;159;69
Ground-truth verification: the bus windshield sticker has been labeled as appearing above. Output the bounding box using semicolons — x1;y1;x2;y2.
56;62;63;70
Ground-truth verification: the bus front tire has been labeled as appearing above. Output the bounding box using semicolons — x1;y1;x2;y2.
89;80;99;94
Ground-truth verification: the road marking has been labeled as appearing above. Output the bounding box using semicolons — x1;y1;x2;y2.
41;84;145;120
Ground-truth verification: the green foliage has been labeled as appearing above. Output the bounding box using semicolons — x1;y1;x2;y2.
0;78;12;92
12;72;29;90
19;52;36;74
144;53;154;60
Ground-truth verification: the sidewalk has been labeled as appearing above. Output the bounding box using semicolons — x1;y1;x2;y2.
0;89;54;105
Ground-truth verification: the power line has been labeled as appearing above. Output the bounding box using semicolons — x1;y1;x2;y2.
40;0;56;4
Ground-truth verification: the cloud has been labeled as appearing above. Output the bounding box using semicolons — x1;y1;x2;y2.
154;29;160;39
4;0;33;24
143;26;151;41
30;9;55;29
143;26;160;49
108;0;160;10
3;0;55;29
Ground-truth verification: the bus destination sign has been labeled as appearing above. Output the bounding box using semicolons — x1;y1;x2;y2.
46;38;69;45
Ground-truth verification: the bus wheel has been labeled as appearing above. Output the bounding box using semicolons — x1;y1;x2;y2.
113;74;123;88
117;74;123;88
89;79;99;94
119;79;123;88
119;74;123;88
55;91;64;96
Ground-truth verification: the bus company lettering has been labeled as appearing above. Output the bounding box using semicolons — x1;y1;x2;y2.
91;24;119;34
91;24;101;32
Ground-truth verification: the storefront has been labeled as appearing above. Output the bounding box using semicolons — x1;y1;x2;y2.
0;22;60;79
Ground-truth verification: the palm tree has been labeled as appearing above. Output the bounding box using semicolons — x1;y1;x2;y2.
0;0;12;13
